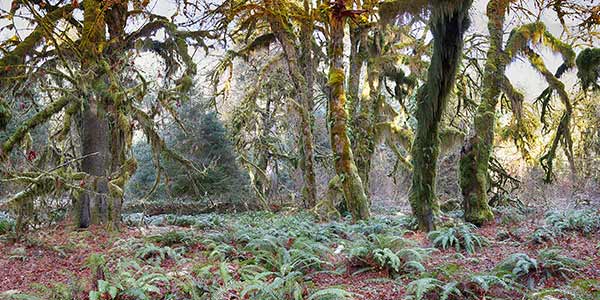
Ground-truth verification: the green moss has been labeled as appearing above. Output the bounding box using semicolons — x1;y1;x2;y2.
0;99;11;130
576;48;600;90
328;68;345;86
2;96;72;156
409;0;472;231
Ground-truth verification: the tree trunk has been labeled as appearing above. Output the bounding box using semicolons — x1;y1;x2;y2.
354;29;383;199
347;26;366;124
459;0;508;225
328;1;370;221
298;0;317;208
409;0;472;231
267;0;317;208
76;100;119;228
74;0;122;229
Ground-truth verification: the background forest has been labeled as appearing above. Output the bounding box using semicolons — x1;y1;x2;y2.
0;0;599;299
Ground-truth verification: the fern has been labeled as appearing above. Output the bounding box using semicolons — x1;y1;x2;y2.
307;288;353;300
545;209;600;234
373;248;402;272
406;277;460;300
428;223;486;254
135;243;182;264
537;248;585;280
89;260;169;300
495;253;538;279
530;226;557;244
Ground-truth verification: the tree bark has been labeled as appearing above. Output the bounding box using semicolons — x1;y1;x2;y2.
76;100;115;228
409;0;472;231
328;1;370;221
459;0;509;225
354;28;383;199
74;0;123;229
266;0;317;208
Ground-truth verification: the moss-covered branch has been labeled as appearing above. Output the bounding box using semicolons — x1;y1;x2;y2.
1;95;73;158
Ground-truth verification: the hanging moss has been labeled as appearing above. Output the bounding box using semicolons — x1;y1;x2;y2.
2;96;73;157
505;22;575;67
410;0;473;231
378;0;429;25
576;48;600;90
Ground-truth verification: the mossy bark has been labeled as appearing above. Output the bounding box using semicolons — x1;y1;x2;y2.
328;2;370;221
266;0;317;208
354;29;384;198
409;0;472;231
459;0;509;225
347;25;367;124
74;0;123;229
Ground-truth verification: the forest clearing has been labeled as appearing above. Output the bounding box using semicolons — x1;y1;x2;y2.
0;0;599;299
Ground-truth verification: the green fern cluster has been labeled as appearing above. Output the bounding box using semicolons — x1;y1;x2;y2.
544;209;600;234
528;278;600;300
88;260;170;300
147;230;196;247
428;223;487;254
495;248;584;288
346;230;431;276
406;274;511;300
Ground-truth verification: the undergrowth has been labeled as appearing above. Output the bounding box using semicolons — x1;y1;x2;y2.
6;209;597;300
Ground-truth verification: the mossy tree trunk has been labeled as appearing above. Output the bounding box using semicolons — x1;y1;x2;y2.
409;0;472;231
74;0;126;229
354;28;384;199
459;0;509;225
347;25;367;125
328;1;370;221
266;0;317;208
76;100;118;228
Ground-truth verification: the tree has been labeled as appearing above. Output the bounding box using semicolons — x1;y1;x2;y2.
461;4;576;224
326;0;370;220
0;0;210;229
408;0;473;231
459;0;511;225
213;0;318;208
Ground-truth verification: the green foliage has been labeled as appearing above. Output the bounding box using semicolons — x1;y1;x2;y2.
495;248;584;288
126;100;249;203
135;243;183;264
528;279;600;300
88;260;170;300
428;223;486;254
0;212;15;235
529;226;557;244
544;209;600;234
495;252;539;280
576;48;600;90
406;277;462;300
147;230;195;247
536;248;585;280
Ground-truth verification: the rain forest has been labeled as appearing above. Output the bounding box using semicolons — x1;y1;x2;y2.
0;0;599;299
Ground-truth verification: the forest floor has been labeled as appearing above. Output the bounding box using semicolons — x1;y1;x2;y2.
0;205;599;300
